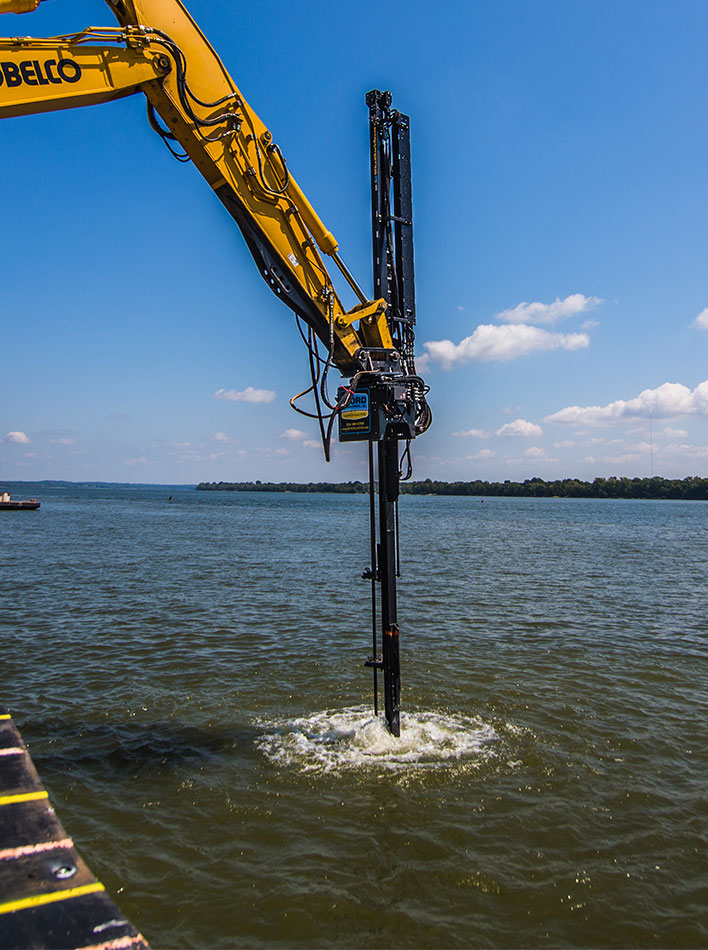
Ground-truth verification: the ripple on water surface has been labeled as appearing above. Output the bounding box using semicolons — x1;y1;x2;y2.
255;705;498;773
4;488;708;948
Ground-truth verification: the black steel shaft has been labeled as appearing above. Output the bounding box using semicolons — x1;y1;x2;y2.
368;441;379;717
378;435;401;736
363;90;418;736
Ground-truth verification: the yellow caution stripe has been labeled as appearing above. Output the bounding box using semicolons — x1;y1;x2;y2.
0;791;48;807
0;882;105;916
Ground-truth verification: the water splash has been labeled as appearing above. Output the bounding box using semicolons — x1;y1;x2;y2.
255;705;498;773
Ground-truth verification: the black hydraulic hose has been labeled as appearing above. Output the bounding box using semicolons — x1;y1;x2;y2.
307;327;329;457
146;100;191;161
145;31;241;129
318;294;339;412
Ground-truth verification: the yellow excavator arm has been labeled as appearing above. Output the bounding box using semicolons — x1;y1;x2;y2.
0;0;392;372
0;0;432;739
0;1;44;12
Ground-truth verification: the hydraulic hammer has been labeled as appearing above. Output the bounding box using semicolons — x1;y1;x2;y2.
339;90;425;736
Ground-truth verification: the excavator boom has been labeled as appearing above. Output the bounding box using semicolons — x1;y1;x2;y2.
0;0;393;370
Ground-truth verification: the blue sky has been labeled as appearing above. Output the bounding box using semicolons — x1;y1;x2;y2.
3;0;708;484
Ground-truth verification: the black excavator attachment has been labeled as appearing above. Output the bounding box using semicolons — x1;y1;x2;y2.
338;91;430;737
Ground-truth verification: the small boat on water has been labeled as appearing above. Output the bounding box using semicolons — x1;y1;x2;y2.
0;492;40;511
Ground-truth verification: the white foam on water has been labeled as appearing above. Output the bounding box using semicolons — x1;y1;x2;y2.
255;705;498;773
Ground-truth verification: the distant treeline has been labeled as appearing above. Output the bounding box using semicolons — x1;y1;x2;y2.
196;476;708;500
198;480;372;494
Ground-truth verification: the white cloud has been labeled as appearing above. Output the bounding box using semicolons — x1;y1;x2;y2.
280;428;306;440
554;440;575;448
661;427;688;439
303;440;321;449
600;452;642;465
584;440;653;467
506;454;558;465
496;418;543;438
6;431;30;444
665;442;708;459
213;431;240;443
49;437;75;445
422;324;589;368
474;448;496;459
173;447;236;463
692;308;708;330
546;379;708;426
524;446;547;458
212;386;276;404
452;427;488;438
581;319;599;330
414;352;431;373
496;293;602;326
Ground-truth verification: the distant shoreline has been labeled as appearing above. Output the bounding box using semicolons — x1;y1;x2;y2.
1;480;195;490
4;477;708;500
196;477;708;500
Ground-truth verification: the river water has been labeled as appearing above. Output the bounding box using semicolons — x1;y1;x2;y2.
2;483;707;947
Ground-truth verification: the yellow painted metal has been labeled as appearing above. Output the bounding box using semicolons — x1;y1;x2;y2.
336;298;385;330
0;882;105;916
361;307;397;351
284;175;339;257
0;791;48;807
0;1;42;14
0;0;395;368
0;30;169;119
